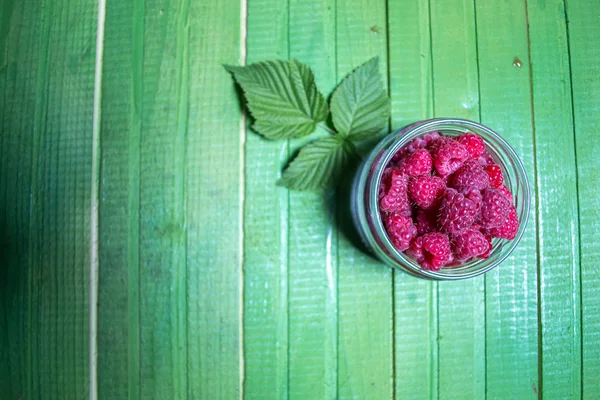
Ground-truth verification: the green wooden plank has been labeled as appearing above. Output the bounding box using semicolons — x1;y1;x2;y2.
387;0;438;398
335;1;393;398
98;0;141;397
429;0;486;398
186;0;243;397
475;0;540;397
0;0;38;397
135;1;189;397
243;0;290;398
287;0;338;398
0;0;95;397
565;0;600;396
526;0;581;397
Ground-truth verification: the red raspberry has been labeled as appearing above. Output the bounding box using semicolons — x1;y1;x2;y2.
456;133;486;159
476;152;495;167
379;169;411;215
480;235;493;259
462;187;483;216
438;188;479;235
414;208;438;235
452;228;492;262
398;149;433;176
405;232;453;271
449;161;490;191
409;175;446;209
384;212;417;251
485;205;519;240
480;188;511;229
395;132;441;160
497;185;512;202
484;164;504;188
431;137;469;176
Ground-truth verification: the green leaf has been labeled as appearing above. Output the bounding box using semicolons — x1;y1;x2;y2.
278;136;356;190
330;57;390;140
224;60;329;139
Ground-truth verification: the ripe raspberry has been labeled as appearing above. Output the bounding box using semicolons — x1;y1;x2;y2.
485;205;519;240
379;169;411;215
409;175;446;209
414;208;438;235
384;212;417;251
497;185;512;202
398;149;433;176
456;133;486;159
438;188;479;235
449;161;490;191
484;164;504;188
480;235;493;259
395;132;442;160
406;232;453;271
431;137;469;176
462;187;483;216
476;152;495;167
480;188;511;229
452;228;492;262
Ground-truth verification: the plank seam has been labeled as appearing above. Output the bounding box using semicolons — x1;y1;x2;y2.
90;0;107;398
562;0;584;396
522;0;543;397
239;0;248;396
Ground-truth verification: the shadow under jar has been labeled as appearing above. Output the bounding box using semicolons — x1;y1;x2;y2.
351;118;531;280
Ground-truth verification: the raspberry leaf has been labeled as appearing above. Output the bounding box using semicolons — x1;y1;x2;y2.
278;136;356;190
330;57;390;140
224;59;329;139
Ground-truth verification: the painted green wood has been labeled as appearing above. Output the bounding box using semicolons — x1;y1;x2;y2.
526;0;581;397
0;0;39;396
475;0;540;397
287;0;338;398
429;1;486;398
243;0;290;398
98;0;142;396
99;0;244;398
335;1;393;398
565;0;600;396
387;0;438;398
0;0;95;397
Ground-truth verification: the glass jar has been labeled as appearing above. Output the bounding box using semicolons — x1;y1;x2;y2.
351;118;531;280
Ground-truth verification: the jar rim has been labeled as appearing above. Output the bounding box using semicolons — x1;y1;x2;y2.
358;118;531;280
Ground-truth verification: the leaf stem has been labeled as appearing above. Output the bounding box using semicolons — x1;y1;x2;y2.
318;122;337;135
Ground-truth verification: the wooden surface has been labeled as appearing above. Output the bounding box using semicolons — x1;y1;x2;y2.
0;0;599;398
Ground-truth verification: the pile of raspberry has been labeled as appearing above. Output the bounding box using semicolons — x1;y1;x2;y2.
378;132;519;271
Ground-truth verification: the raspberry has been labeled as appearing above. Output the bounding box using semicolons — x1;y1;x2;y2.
379;169;411;215
480;235;493;259
484;164;504;188
452;228;491;262
476;152;495;167
405;232;453;271
431;137;469;176
414;208;437;235
398;149;433;176
462;187;483;216
395;132;442;161
485;205;519;240
480;188;511;229
449;161;490;191
409;175;446;209
438;188;479;235
384;212;417;251
456;133;486;159
497;185;512;202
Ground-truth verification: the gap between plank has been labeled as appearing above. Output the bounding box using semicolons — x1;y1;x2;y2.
90;0;106;398
239;0;248;397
